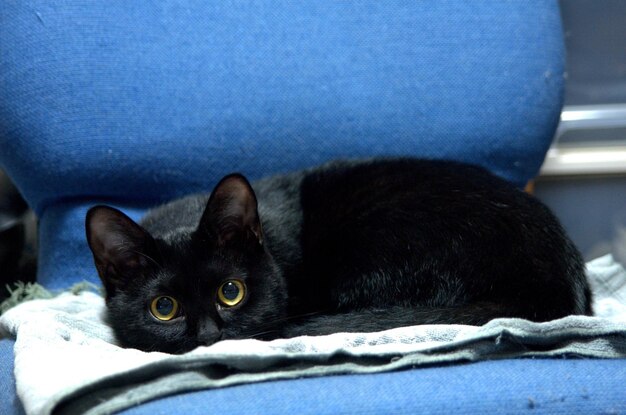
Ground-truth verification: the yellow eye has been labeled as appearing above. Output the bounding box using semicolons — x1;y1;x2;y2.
150;296;179;321
217;280;245;307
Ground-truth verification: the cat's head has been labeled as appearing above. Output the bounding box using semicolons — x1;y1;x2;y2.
86;174;287;353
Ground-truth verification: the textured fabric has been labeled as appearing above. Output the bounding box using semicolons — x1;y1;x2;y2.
0;339;25;415
2;340;624;415
2;255;625;415
0;1;564;288
118;359;626;415
0;0;564;210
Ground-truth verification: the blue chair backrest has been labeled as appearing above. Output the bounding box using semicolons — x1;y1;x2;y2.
0;1;564;288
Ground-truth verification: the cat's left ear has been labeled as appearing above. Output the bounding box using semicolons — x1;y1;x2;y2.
198;173;263;250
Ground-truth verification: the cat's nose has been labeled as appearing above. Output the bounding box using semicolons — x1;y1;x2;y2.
196;319;222;346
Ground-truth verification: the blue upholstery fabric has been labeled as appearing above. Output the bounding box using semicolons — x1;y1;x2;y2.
0;340;25;415
0;0;565;289
2;337;625;415
1;0;563;212
119;358;626;415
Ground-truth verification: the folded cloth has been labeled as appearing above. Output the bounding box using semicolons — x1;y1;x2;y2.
2;255;626;415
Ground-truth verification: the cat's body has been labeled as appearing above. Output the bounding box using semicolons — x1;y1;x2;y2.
86;159;591;353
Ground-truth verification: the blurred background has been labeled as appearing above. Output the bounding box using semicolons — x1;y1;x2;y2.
1;0;626;297
535;0;626;264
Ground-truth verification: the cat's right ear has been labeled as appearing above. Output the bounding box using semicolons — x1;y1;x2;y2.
85;206;158;297
198;173;263;251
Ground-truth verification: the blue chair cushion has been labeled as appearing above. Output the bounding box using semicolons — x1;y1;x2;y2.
120;358;626;415
2;338;625;415
0;340;25;415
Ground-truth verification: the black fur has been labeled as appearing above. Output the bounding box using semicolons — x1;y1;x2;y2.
85;158;591;353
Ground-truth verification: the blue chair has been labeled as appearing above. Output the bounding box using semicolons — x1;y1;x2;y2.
3;1;625;413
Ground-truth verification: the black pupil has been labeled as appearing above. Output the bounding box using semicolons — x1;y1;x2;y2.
156;297;173;315
222;282;240;300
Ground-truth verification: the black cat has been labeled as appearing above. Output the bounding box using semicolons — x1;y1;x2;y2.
86;159;591;354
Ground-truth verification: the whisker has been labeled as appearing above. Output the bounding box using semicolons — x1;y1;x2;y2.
131;249;162;270
236;310;327;340
247;329;280;339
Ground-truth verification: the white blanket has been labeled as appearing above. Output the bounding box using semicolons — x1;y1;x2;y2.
2;255;626;415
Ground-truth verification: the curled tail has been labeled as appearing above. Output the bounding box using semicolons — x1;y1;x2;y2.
280;302;516;338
